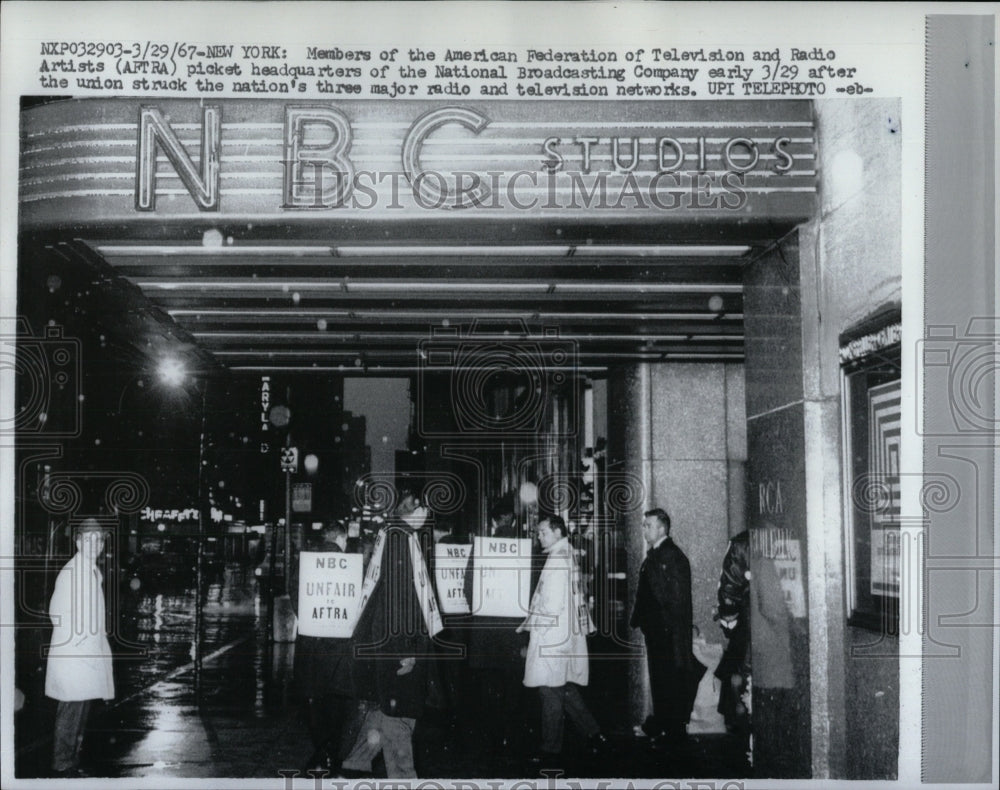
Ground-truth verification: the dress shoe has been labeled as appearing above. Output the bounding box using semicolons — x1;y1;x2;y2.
51;767;88;778
526;750;561;768
304;750;335;774
588;732;611;756
640;716;662;739
648;731;690;757
337;767;373;779
647;733;669;753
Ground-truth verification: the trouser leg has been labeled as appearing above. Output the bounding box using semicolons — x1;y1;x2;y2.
379;715;417;778
562;683;600;739
305;696;328;752
325;694;350;755
307;693;351;763
334;696;365;763
52;700;91;772
435;630;464;716
538;686;566;754
645;651;678;735
340;705;382;773
499;661;524;745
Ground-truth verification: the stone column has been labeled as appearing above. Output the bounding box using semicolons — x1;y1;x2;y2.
743;232;813;777
607;362;653;729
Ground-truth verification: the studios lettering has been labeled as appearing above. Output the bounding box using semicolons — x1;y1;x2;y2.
133;103;808;213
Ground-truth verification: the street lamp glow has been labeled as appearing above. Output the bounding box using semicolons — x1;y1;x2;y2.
519;481;538;506
157;357;187;387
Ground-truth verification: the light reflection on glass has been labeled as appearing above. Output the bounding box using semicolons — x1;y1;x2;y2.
152;594;163;644
254;636;265;717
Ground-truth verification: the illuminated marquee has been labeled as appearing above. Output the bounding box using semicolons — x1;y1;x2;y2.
140;506;227;523
20;99;817;225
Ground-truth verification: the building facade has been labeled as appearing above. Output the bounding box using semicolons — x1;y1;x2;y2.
15;96;903;778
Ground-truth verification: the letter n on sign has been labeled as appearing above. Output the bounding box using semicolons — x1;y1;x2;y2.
136;105;221;211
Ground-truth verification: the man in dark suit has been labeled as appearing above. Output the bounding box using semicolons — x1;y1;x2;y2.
462;495;530;750
630;508;705;751
290;520;361;773
341;487;437;778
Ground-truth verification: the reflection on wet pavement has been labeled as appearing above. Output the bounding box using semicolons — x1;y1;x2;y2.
17;567;287;778
16;566;750;779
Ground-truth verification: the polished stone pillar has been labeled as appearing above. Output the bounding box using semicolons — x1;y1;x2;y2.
743;232;812;777
606;362;653;729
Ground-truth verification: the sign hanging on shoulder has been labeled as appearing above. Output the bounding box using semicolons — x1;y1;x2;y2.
471;537;533;618
297;552;364;638
434;542;471;614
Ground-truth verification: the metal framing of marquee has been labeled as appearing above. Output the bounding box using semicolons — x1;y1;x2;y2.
19;98;816;373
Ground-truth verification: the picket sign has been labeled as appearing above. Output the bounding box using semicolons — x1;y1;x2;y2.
355;528;443;637
434;543;471;614
297;552;364;638
471;537;533;618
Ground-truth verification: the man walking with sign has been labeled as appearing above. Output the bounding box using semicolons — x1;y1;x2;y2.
341;487;441;778
290;520;362;774
464;495;530;750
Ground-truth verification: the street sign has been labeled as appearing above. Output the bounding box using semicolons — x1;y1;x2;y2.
292;483;312;513
280;446;298;472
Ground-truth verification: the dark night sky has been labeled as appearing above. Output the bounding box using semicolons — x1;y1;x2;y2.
343;377;410;475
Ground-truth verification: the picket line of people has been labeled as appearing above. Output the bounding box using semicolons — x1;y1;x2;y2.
41;497;750;779
287;493;616;778
287;493;717;778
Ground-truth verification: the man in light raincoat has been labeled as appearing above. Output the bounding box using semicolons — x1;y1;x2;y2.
517;515;607;765
45;518;115;777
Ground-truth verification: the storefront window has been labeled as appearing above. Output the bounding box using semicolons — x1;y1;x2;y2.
840;315;902;631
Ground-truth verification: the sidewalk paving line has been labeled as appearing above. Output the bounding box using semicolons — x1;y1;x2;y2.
16;634;255;758
111;634;254;708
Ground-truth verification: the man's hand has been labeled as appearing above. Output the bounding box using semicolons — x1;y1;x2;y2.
396;656;416;675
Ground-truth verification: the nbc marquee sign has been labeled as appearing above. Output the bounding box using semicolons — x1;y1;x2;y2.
20;99;815;226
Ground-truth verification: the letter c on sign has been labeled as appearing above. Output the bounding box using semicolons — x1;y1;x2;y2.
402;107;492;208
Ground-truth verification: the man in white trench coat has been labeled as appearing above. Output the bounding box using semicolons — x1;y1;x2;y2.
518;515;608;767
45;518;115;777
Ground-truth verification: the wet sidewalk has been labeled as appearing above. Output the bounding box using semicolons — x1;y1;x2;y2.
18;647;749;780
13;569;750;780
14;567;307;779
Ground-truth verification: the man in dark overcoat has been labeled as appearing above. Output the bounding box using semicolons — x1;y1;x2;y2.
341;489;438;778
462;496;530;749
714;529;750;736
291;520;361;772
630;508;705;750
